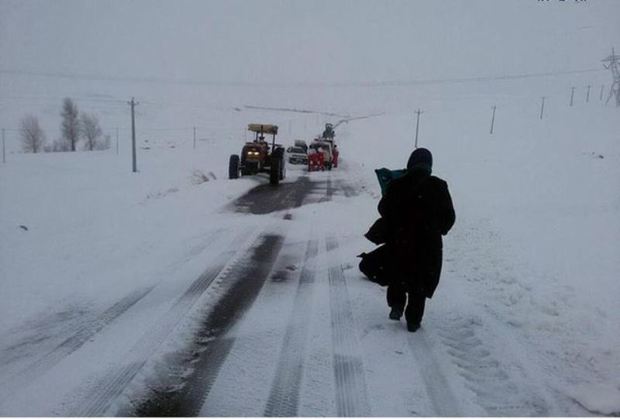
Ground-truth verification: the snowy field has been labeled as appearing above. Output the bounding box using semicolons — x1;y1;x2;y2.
1;69;619;415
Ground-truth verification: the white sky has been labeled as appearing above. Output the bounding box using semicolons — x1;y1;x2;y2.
1;0;619;84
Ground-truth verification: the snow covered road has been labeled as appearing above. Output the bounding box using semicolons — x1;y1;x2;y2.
110;164;578;417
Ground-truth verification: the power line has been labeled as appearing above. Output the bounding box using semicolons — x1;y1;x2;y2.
0;67;606;88
244;105;350;118
0;125;215;133
0;95;125;104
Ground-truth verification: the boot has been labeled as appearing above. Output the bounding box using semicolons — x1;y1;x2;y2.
389;307;403;320
407;322;421;332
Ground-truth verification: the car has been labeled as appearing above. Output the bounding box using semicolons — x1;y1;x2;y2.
294;140;308;153
286;146;308;165
229;124;286;185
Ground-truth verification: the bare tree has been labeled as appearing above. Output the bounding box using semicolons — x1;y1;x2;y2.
48;138;71;152
97;134;112;151
80;113;103;151
20;114;46;153
61;98;79;151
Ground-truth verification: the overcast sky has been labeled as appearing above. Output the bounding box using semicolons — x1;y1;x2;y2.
1;0;618;85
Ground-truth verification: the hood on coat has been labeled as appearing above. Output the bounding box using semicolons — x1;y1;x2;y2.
407;148;433;174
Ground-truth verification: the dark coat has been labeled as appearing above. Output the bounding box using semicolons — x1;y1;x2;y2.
377;169;455;298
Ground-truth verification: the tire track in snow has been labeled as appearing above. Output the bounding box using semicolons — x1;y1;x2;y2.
326;236;370;417
318;177;335;203
264;239;319;417
70;228;264;416
72;259;232;417
326;177;334;201
0;228;231;407
0;286;153;405
173;234;285;417
407;331;461;416
129;234;285;417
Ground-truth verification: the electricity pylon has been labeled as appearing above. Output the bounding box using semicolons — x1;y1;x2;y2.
602;48;620;106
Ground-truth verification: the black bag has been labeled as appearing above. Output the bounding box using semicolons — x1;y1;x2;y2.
364;217;388;245
357;244;393;286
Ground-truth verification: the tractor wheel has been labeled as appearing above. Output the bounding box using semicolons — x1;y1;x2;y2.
270;158;280;185
229;154;240;179
279;158;286;180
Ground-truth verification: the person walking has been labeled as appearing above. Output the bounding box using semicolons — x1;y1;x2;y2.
377;147;455;332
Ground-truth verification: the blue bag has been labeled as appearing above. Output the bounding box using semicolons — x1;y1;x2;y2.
374;168;407;196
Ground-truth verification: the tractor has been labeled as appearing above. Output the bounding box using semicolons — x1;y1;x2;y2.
229;124;286;185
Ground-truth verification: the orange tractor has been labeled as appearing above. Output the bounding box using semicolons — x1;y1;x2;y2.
229;124;286;185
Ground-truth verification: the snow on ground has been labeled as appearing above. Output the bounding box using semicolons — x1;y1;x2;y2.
1;73;619;416
343;102;620;415
0;137;256;333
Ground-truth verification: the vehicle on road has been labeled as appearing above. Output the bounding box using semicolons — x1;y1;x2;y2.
324;139;339;168
308;140;334;171
294;140;308;153
307;147;324;171
286;146;309;165
229;124;286;185
321;123;339;168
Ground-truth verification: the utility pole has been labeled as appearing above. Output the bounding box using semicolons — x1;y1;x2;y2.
128;97;139;173
540;96;546;120
490;105;496;134
586;85;591;103
115;127;119;155
600;84;605;101
2;128;5;164
570;86;575;106
602;47;620;106
414;109;423;148
193;126;197;149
